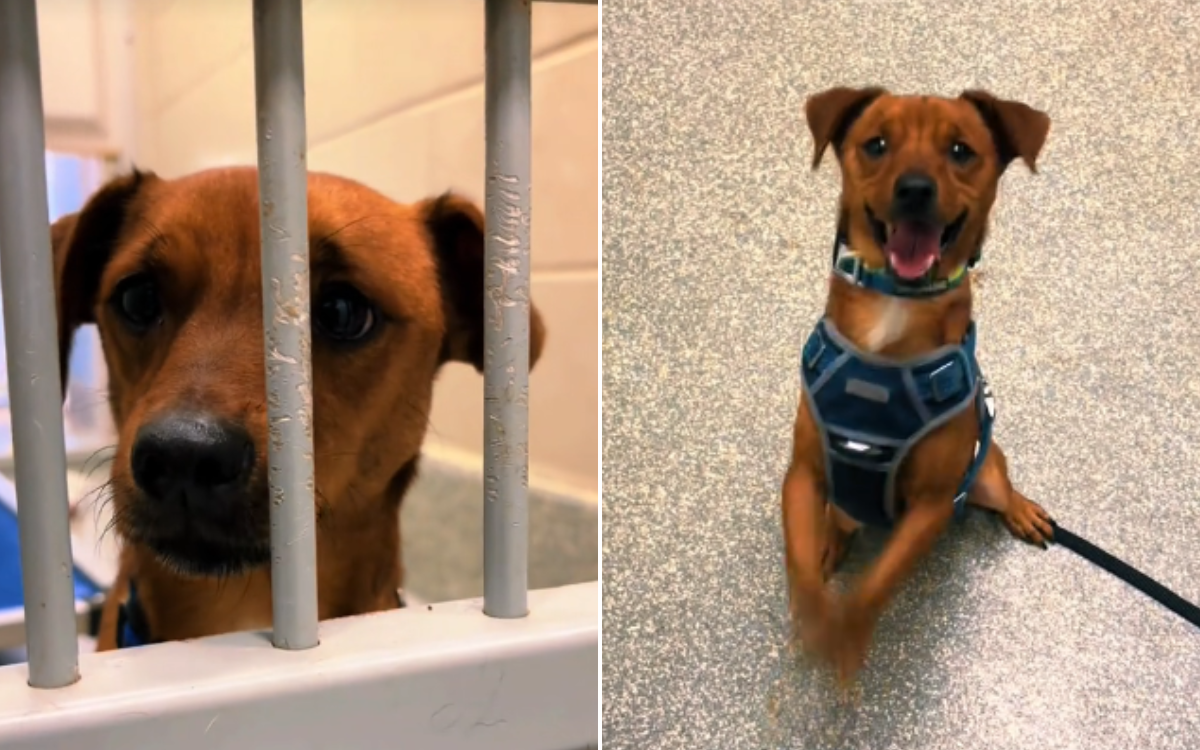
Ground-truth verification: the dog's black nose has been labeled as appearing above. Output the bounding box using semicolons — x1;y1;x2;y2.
892;172;938;214
131;415;255;518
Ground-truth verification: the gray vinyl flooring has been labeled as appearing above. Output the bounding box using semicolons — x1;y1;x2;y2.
602;1;1200;748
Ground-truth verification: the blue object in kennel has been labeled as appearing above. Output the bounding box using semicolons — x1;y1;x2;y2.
0;491;103;614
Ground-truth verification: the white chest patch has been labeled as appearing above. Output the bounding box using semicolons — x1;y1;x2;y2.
864;298;911;352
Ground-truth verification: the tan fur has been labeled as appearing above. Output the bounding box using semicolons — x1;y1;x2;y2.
51;167;547;648
783;88;1053;684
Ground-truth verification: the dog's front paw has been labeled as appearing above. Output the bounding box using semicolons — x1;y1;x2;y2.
792;591;876;685
789;587;833;653
827;596;876;685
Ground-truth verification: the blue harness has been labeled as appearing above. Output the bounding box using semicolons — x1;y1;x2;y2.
799;241;996;528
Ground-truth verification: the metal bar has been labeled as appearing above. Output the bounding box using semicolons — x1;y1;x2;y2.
251;0;319;650
483;0;533;619
0;0;81;690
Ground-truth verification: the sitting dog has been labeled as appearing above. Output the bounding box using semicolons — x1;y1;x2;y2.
48;167;545;649
782;87;1054;682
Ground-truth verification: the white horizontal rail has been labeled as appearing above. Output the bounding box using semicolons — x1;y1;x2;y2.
0;582;599;750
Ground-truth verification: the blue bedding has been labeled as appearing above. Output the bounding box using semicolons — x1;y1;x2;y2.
0;498;103;612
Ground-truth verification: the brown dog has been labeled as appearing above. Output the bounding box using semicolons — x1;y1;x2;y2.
782;87;1053;682
48;167;545;649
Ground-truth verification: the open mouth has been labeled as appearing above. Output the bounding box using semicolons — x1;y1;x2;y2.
866;206;967;281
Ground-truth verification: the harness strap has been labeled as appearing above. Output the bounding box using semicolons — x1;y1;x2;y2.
802;321;977;406
951;377;996;517
801;317;993;527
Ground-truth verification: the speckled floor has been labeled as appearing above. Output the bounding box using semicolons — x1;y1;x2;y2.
601;1;1200;748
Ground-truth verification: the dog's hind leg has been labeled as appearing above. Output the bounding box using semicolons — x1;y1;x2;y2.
967;440;1053;546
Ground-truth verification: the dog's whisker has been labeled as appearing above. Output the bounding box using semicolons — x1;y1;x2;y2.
83;459;117;480
98;509;125;548
81;445;118;476
233;570;256;608
82;479;115;509
315;214;387;248
80;481;117;527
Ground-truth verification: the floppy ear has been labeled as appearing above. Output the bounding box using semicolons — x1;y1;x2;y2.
50;169;156;394
805;86;887;169
960;90;1050;173
418;192;546;373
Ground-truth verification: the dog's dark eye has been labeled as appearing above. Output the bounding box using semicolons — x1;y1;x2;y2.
862;136;888;159
949;141;976;165
111;274;163;333
314;283;377;343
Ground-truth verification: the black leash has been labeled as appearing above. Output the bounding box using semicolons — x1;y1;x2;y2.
1048;519;1200;629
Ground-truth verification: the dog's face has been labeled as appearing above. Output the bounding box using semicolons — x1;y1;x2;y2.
806;87;1050;280
50;168;545;577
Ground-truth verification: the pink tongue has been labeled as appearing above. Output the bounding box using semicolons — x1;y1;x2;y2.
885;222;940;280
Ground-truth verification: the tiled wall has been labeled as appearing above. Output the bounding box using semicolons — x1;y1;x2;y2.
130;0;598;494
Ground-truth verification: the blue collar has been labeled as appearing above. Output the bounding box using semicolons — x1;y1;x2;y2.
116;579;152;649
830;236;980;299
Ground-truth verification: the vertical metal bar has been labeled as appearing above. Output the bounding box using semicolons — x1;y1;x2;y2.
252;0;319;650
0;0;80;688
483;0;533;619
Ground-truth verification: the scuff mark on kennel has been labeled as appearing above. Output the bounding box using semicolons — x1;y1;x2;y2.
0;0;597;747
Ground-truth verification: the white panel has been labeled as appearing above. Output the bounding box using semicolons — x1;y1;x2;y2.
0;582;599;750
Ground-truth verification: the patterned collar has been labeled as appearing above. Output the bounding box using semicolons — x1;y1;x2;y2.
829;235;979;299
